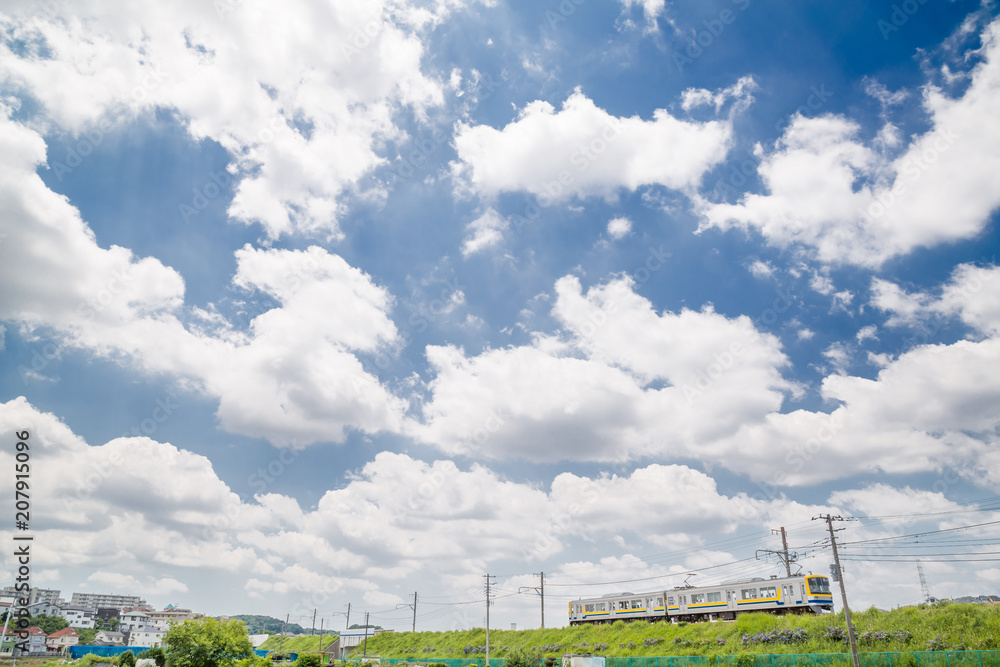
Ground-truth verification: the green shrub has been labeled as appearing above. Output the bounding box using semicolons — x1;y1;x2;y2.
120;650;136;667
294;655;323;667
138;647;166;667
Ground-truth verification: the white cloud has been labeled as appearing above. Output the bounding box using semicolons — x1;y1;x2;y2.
0;0;478;240
873;263;1000;335
461;208;509;256
452;87;734;203
619;0;667;28
413;274;792;463
606;216;632;239
699;18;1000;266
856;325;878;342
748;260;775;278
0;127;408;446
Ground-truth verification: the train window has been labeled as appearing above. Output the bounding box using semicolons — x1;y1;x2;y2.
760;586;776;598
691;593;705;604
658;597;665;606
618;601;628;610
597;603;607;612
706;592;722;603
801;585;806;599
665;597;672;605
585;604;595;612
741;588;756;599
807;577;832;594
631;600;642;609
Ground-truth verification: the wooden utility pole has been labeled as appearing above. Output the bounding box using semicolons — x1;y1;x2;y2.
776;527;791;577
815;515;860;667
362;612;369;657
518;572;545;628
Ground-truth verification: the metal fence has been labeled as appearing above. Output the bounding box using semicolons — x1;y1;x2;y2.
376;652;1000;667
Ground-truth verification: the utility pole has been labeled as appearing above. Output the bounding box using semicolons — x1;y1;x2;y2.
756;527;796;577
484;574;495;667
814;515;859;667
311;608;317;635
396;592;418;632
318;618;324;653
518;572;545;628
362;612;369;658
279;614;288;664
345;603;351;630
776;528;791;577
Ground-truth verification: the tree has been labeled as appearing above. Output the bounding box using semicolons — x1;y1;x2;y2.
29;613;69;634
120;649;136;667
163;618;253;667
294;655;323;667
137;647;166;667
79;628;98;645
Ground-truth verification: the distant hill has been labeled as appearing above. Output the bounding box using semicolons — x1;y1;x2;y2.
229;615;308;635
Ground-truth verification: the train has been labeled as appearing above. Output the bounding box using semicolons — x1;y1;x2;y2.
568;574;834;624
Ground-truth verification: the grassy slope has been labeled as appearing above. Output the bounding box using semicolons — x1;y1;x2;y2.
258;634;340;653
360;604;1000;658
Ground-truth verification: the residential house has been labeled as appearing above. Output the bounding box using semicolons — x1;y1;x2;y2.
21;626;49;654
128;625;165;648
147;606;198;630
94;630;126;646
60;605;97;629
27;600;63;617
120;609;151;632
46;627;80;654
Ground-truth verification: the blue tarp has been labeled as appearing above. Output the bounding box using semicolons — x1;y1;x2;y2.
255;648;299;661
68;646;151;659
68;645;298;662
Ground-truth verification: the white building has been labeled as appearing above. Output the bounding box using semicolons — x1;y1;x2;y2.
60;605;97;629
128;625;165;648
120;609;151;631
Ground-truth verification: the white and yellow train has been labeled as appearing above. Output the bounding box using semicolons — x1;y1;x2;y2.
568;574;834;624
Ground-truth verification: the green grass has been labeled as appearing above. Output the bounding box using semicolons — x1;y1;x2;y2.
258;633;339;653
357;603;1000;658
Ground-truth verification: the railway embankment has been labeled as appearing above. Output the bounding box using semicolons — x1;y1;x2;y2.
357;603;999;658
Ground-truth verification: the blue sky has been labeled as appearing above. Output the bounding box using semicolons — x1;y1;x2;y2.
2;0;1000;632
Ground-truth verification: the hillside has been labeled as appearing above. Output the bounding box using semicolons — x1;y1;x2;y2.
360;603;1000;658
257;633;339;653
229;615;308;635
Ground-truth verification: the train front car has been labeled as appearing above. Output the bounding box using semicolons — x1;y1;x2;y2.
804;575;834;612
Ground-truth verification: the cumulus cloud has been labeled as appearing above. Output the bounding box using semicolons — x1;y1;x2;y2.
412;274;792;463
461;208;509;256
452;87;734;203
0;125;408;445
872;263;1000;335
607;216;632;239
698;18;1000;266
0;0;477;239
